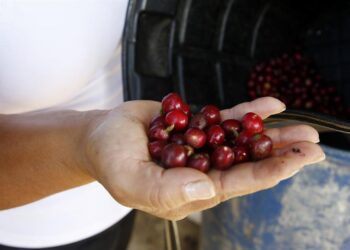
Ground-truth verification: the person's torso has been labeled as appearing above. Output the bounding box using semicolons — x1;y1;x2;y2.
0;0;128;114
0;0;131;248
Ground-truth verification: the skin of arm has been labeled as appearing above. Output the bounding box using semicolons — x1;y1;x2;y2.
0;110;99;209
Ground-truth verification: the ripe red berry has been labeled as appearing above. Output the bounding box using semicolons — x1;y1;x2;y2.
161;143;187;168
185;128;207;149
233;146;249;163
170;133;186;145
148;141;167;160
221;119;241;139
241;112;263;134
165;110;188;131
201;105;221;125
189;113;208;130
148;125;173;141
181;103;191;116
150;115;166;128
206;125;225;147
249;134;273;161
188;153;210;173
211;146;235;170
235;130;253;146
162;93;183;113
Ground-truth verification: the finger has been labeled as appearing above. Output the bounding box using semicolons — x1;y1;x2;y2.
208;141;325;200
159;141;326;218
272;142;324;162
221;97;286;121
112;161;216;216
264;125;320;148
120;100;162;125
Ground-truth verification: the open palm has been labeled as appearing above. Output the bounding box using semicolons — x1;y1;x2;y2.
85;97;325;220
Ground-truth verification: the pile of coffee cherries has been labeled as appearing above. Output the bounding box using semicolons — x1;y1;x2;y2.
247;51;350;118
147;93;273;173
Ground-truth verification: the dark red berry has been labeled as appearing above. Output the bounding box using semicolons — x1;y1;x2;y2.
185;128;207;149
188;153;210;173
334;96;342;104
206;125;225;147
148;125;173;141
320;88;327;96
235;130;253;146
150;115;166;128
293;77;301;85
248;80;255;88
257;76;264;83
249;134;273;161
282;53;289;60
148;141;167;160
305;78;312;87
241;112;263;134
304;100;314;109
170;133;186;145
201;105;221;125
165;110;188;131
293;52;302;61
189;113;208;130
211;146;235;170
255;64;264;72
314;95;322;104
263;82;272;90
327;86;336;94
221;119;241;139
181;103;191;116
162;93;183;113
293;87;302;94
250;72;257;79
249;90;257;99
293;98;303;108
233;146;249;164
161;143;187;168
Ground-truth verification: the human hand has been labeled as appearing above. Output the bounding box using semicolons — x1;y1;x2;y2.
83;97;325;220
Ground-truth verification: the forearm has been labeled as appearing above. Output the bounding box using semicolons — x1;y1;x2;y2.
0;110;100;209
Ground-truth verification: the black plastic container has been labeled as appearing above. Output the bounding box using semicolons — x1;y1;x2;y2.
122;0;350;148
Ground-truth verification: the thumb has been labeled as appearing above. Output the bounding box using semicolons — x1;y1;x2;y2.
118;162;216;212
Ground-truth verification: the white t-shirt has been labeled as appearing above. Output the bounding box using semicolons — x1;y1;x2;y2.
0;0;131;248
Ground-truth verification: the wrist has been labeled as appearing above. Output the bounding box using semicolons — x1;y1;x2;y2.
77;109;110;180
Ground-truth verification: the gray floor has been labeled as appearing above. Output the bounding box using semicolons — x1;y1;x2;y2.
127;211;199;250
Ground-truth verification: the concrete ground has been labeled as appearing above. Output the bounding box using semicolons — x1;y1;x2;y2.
127;211;200;250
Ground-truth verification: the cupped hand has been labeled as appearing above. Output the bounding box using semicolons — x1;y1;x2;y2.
83;97;325;220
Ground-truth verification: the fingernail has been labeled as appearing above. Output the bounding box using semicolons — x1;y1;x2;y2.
311;152;326;163
184;181;216;201
281;103;287;111
313;132;320;143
